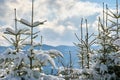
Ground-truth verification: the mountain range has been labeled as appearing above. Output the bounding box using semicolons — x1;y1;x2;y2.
0;44;98;67
0;44;78;66
0;44;98;74
0;44;79;74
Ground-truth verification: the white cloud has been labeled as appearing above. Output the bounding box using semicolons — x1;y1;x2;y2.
2;0;101;22
67;25;77;31
0;0;103;46
53;0;101;20
38;20;65;35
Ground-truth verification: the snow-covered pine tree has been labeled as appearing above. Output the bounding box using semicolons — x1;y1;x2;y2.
91;1;120;80
74;18;96;79
0;0;64;80
16;0;64;79
0;8;31;78
3;9;30;52
18;0;46;70
75;18;84;69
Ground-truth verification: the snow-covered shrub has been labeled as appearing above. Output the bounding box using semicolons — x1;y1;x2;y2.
89;1;120;79
74;19;95;69
0;48;64;79
73;1;120;80
0;4;64;79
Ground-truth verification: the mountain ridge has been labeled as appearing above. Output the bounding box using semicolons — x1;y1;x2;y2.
0;44;77;54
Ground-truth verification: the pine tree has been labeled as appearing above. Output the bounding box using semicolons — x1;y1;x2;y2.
91;1;120;79
18;0;46;69
0;0;64;80
75;18;95;69
2;8;30;77
74;19;96;79
3;9;30;52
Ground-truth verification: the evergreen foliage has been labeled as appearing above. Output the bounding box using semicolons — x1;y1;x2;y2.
0;0;120;80
0;0;64;80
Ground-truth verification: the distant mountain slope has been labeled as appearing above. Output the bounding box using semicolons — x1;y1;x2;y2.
0;44;77;59
0;44;98;67
0;44;98;74
0;44;77;53
0;44;78;68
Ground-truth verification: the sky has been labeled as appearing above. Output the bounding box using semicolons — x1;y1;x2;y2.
0;0;118;46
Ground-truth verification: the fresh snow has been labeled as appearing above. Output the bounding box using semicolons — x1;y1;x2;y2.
0;48;64;80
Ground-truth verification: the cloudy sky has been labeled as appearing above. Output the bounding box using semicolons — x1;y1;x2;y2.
0;0;118;46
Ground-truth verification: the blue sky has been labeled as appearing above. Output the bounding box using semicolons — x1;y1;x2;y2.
0;0;119;46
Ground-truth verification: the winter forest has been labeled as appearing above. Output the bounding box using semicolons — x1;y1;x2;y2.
0;0;120;80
